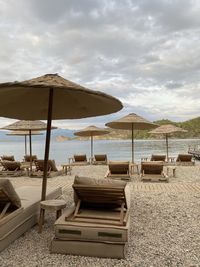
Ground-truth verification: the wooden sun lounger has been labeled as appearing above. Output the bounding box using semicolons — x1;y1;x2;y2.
105;161;131;181
92;154;108;165
0;161;26;177
140;161;169;182
69;154;90;166
176;154;195;165
150;154;166;161
32;159;63;177
71;184;128;226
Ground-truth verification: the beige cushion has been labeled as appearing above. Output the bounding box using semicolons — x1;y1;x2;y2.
0;179;21;209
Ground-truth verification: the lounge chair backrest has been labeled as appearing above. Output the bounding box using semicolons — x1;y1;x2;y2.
74;154;87;162
1;161;21;171
176;154;193;162
0;179;21;213
1;155;15;161
24;155;38;162
141;161;164;175
35;159;58;172
108;161;129;174
94;154;107;162
151;155;166;161
73;176;127;209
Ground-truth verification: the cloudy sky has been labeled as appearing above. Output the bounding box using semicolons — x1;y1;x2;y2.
0;0;200;129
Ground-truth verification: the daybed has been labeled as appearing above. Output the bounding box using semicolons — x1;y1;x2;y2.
51;176;130;258
0;179;62;251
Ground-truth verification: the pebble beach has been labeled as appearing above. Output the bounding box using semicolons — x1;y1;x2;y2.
1;164;200;267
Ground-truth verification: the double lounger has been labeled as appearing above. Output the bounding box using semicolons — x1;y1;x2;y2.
0;179;62;252
51;176;131;258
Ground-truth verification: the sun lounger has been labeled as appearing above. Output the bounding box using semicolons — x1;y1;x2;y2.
69;154;90;166
140;161;169;182
1;155;15;161
92;154;107;165
150;154;166;161
105;161;131;181
32;159;63;178
0;161;26;177
176;154;195;165
51;176;130;258
24;155;38;162
0;179;62;252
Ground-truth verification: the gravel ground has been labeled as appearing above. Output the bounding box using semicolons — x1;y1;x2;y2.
1;165;200;267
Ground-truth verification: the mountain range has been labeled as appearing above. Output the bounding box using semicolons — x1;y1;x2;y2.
0;116;200;141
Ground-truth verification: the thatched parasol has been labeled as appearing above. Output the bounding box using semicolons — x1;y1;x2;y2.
3;120;56;172
6;130;43;155
149;124;187;161
74;125;109;159
0;73;123;232
106;113;157;162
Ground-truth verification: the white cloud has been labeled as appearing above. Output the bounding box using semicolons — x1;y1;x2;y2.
0;0;200;127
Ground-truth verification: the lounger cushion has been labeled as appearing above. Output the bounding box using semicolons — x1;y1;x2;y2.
0;179;21;208
54;206;130;243
0;185;62;252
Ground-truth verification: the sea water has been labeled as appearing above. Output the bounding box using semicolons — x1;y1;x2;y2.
0;138;200;165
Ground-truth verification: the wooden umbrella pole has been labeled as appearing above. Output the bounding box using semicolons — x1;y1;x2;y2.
166;134;169;161
29;130;32;172
39;88;53;233
132;123;134;163
41;88;53;201
25;135;27;155
91;134;93;161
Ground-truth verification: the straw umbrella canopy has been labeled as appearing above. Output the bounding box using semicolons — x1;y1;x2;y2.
106;113;157;163
74;125;110;159
3;120;57;172
0;73;122;231
6;130;43;155
149;124;187;161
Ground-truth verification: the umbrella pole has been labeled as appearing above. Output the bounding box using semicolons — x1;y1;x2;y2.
25;135;27;155
29;130;32;173
39;88;53;233
166;134;169;161
91;134;93;163
132;124;134;163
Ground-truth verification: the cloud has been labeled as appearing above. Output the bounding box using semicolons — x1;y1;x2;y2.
0;0;200;128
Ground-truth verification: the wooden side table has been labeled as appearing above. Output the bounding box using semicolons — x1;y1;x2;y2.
167;166;176;177
61;164;72;175
130;163;140;175
39;199;66;233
